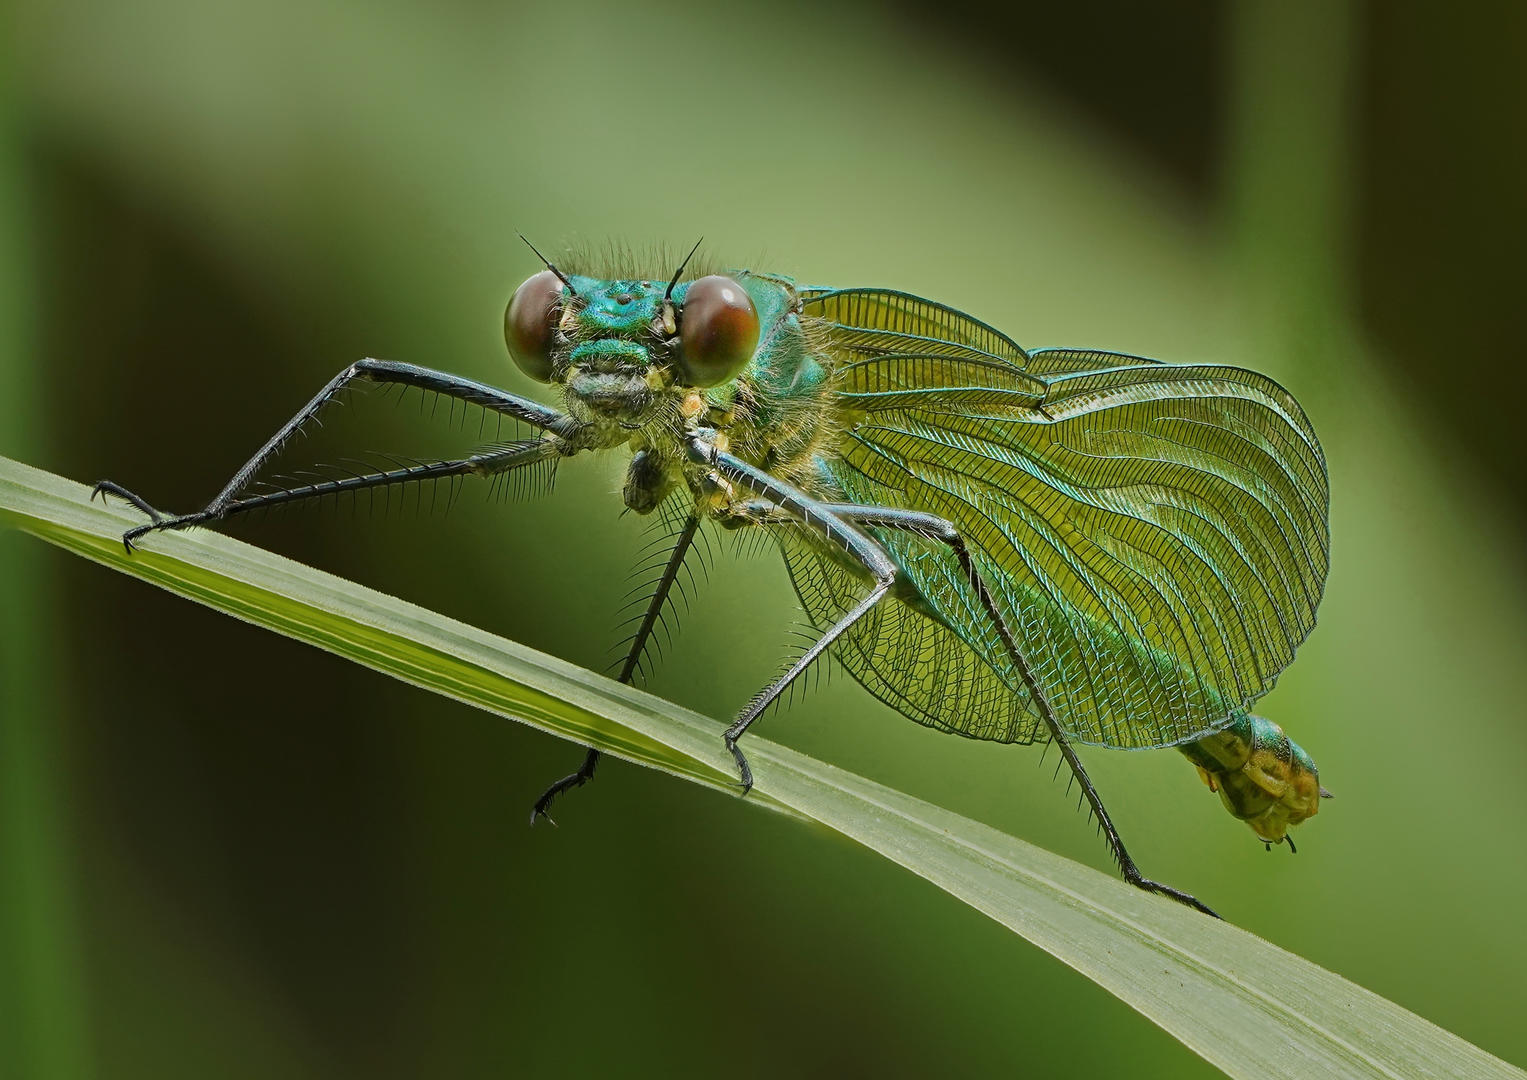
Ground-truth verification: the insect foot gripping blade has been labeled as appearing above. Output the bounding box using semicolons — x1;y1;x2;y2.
1180;714;1325;848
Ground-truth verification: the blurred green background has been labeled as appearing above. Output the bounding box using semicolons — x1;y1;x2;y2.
3;1;1525;1077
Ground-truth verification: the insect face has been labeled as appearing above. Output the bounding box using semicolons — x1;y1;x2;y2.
504;271;759;428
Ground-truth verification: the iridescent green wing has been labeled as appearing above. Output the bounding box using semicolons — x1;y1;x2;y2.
792;289;1329;749
777;531;1049;744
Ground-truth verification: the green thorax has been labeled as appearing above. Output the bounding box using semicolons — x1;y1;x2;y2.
723;272;836;487
553;269;840;505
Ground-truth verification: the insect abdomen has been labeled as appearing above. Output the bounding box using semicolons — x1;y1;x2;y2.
1180;714;1324;845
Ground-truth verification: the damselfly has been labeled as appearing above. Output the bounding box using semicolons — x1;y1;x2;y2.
94;240;1331;916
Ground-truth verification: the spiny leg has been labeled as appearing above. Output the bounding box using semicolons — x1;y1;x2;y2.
815;502;1218;919
92;358;578;551
214;441;558;516
94;440;558;550
689;436;899;794
722;582;892;792
529;513;702;825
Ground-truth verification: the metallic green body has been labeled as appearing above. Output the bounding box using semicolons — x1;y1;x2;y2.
546;263;1329;843
93;251;1331;868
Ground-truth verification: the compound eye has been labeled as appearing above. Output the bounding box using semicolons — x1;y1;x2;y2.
676;275;759;387
504;269;565;382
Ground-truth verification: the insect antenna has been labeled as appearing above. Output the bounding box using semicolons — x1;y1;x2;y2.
664;236;705;300
518;234;579;295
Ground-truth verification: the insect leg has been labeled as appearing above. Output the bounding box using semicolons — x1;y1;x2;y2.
815;502;1218;918
688;436;899;793
134;439;556;528
722;582;892;792
528;513;703;825
92;359;580;551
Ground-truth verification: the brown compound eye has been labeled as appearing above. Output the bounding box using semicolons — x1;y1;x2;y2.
504;269;565;382
675;275;759;387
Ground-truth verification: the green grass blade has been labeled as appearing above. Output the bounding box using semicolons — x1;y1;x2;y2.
1;454;1519;1080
